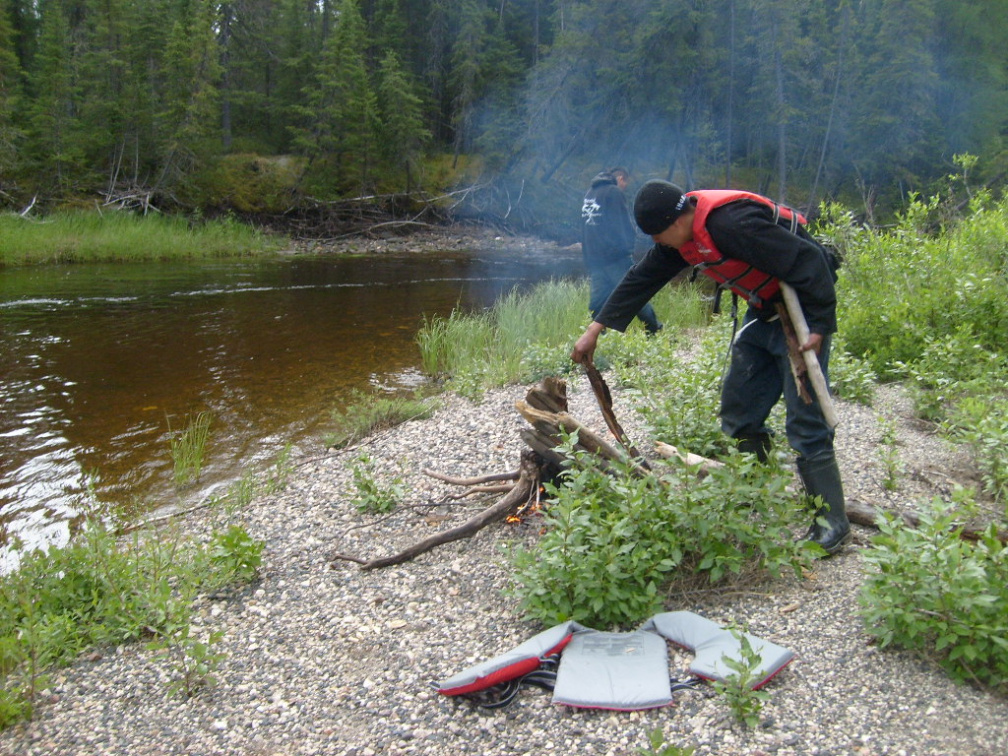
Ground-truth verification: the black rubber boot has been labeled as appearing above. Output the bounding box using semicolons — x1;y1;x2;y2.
796;453;851;556
735;432;773;463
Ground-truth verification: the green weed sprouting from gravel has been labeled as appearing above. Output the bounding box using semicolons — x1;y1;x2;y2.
712;630;773;728
878;418;903;491
349;454;404;514
636;728;695;756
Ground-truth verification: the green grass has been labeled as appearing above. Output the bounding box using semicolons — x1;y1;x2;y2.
416;278;711;397
0;210;286;265
326;390;440;449
169;412;213;488
0;521;263;726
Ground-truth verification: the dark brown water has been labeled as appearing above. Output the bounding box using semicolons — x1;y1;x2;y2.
0;243;583;566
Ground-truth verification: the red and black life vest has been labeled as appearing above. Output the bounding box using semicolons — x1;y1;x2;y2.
679;190;807;307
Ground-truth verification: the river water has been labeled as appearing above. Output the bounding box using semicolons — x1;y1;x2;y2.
0;240;584;566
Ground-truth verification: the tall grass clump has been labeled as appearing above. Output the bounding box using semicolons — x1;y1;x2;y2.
416;278;710;398
417;279;586;396
169;412;212;488
326;390;439;448
0;210;285;266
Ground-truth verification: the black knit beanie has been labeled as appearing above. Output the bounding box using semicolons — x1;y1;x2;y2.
634;180;689;234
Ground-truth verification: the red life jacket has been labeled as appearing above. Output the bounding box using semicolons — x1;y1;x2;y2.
679;190;807;307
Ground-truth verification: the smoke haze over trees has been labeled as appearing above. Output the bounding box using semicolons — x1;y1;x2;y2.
1;0;1006;229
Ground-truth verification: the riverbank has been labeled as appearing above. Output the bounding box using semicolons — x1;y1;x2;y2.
3;371;1005;756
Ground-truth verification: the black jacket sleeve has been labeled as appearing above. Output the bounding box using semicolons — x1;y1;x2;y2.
595;244;689;332
705;201;837;335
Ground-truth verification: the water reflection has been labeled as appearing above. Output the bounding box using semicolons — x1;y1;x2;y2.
0;243;584;567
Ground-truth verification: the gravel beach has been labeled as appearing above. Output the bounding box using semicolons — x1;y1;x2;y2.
3;367;1006;756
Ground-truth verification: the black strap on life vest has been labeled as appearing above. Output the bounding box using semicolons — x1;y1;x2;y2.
438;653;561;710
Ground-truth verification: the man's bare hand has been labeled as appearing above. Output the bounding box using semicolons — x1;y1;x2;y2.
801;332;823;356
571;322;606;364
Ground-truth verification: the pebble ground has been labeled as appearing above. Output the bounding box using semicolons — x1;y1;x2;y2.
3;367;1006;756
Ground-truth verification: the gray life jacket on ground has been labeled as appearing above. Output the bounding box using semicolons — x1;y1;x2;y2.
436;610;794;710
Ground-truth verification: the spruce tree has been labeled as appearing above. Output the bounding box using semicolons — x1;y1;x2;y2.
0;0;24;183
296;0;378;191
377;50;430;191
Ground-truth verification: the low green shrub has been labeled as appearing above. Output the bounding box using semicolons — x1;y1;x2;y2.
945;397;1008;505
859;492;1008;693
509;435;811;628
619;320;734;460
349;454;404;514
0;521;264;726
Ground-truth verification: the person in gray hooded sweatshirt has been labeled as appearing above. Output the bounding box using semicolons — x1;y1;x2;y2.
572;180;850;556
580;168;662;334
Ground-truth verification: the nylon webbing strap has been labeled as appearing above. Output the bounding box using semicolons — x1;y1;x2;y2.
772;202;800;233
461;653;561;710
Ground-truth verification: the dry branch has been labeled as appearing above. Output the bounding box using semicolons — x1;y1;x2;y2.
421;468;519;486
357;451;540;570
654;441;725;477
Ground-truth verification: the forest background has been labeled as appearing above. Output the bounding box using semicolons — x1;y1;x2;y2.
1;0;1006;237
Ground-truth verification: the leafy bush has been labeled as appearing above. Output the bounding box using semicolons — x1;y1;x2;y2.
830;189;1007;380
899;326;1008;423
509;436;811;628
619;320;734;459
859;492;1008;692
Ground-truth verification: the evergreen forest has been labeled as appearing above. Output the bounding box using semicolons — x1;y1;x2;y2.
1;0;1006;233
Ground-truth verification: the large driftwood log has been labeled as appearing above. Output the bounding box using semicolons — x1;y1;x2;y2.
342;377;647;570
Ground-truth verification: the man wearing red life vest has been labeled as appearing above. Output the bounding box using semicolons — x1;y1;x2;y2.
571;180;850;556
